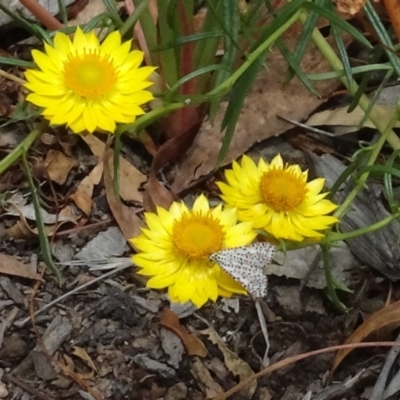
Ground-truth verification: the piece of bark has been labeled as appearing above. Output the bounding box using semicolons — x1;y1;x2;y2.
311;153;400;281
12;315;72;378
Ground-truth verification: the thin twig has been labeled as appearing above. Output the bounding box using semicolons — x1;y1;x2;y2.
369;331;400;400
15;263;132;327
255;298;270;367
6;374;55;400
212;342;400;400
19;0;63;30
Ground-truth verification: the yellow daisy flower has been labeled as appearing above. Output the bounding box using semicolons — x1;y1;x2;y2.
130;194;256;308
217;154;338;241
24;27;155;134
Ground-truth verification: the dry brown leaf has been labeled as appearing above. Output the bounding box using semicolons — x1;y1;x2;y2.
191;357;224;398
201;327;257;398
143;126;198;211
103;149;143;246
332;299;400;373
171;39;345;193
70;162;103;216
159;308;208;357
82;135;146;203
6;220;34;240
335;0;366;15
72;346;98;373
44;149;78;185
0;253;41;280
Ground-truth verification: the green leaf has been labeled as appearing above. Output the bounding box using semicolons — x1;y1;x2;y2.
217;51;267;165
209;0;241;119
303;2;372;49
364;0;400;77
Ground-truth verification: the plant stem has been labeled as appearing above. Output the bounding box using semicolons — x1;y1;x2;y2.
208;9;302;97
334;110;399;219
0;121;47;174
303;13;400;150
327;213;400;242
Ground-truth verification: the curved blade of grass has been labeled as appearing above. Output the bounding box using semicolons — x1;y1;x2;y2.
217;51;267;165
120;0;150;38
327;0;353;87
165;64;223;100
364;0;400;77
157;0;179;86
0;56;34;68
195;0;224;63
153;30;224;51
347;46;385;113
262;0;318;94
288;0;325;78
251;0;306;50
84;14;115;32
306;63;393;80
275;38;318;95
383;150;400;211
102;0;123;26
0;4;45;39
357;69;393;129
303;2;372;49
21;153;63;285
327;150;370;198
57;0;68;25
209;0;241;119
209;1;304;97
357;164;400;179
131;0;157;64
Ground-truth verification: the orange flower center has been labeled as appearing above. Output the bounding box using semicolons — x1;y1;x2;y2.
172;212;224;260
63;53;117;98
259;168;307;212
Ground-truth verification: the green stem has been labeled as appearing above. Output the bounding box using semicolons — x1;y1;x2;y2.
116;101;186;135
21;153;63;285
321;244;348;312
327;213;400;242
334;110;399;219
303;13;400;150
207;9;302;97
0;121;47;175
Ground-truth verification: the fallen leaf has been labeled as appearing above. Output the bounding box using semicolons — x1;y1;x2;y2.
44;149;78;185
191;357;224;398
83;135;146;203
70;161;103;216
160;327;184;369
159;308;208;357
72;346;98;373
201;327;257;398
332;299;400;373
103;149;143;245
0;253;41;280
171;37;346;193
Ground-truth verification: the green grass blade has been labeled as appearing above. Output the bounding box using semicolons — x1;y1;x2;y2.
217;51;267;165
209;0;241;119
303;2;372;49
0;56;34;68
102;0;123;26
166;64;222;99
364;0;400;77
119;0;150;38
21;153;63;284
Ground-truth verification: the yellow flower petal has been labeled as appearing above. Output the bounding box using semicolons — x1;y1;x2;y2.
131;195;256;307
218;154;338;241
25;27;154;134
